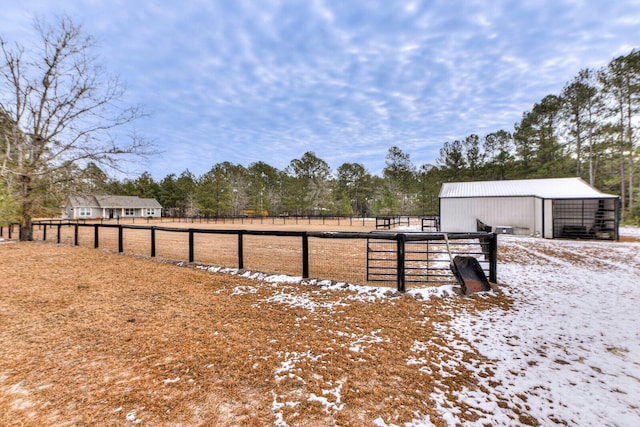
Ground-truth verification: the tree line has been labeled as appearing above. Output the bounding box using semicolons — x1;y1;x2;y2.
2;17;640;241
90;48;640;221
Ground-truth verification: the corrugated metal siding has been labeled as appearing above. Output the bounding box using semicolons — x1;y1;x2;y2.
534;198;543;236
543;199;554;238
440;196;536;234
439;177;617;199
440;198;477;232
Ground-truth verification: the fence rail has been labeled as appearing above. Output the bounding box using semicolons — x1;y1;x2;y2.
33;215;374;227
11;221;497;292
375;216;411;229
421;215;440;231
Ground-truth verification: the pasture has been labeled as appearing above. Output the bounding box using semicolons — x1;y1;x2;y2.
1;222;638;426
0;240;503;426
26;217;492;290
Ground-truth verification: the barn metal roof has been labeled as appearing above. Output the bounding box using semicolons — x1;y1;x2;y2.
439;177;618;199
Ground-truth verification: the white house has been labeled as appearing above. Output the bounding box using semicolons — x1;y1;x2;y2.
439;178;619;240
64;195;163;220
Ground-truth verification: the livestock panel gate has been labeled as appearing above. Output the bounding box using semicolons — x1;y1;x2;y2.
552;198;619;240
366;232;497;288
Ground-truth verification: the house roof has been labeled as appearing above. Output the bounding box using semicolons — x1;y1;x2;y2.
68;195;162;209
95;195;162;208
439;178;619;199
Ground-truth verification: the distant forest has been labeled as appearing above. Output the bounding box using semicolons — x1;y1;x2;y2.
4;49;640;223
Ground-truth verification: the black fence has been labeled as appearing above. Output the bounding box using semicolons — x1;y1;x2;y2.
0;223;13;239
375;216;411;230
50;215;374;227
367;232;495;286
10;221;497;293
421;216;440;231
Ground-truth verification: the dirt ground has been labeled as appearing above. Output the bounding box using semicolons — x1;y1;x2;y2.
0;239;512;426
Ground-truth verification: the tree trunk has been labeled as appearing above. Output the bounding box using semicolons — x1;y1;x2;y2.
19;174;33;241
617;106;627;220
626;95;635;214
629;153;635;213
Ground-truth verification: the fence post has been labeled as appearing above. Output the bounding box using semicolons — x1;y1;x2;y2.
57;223;61;244
238;231;244;269
118;226;123;253
302;234;309;279
8;224;12;239
488;233;498;283
94;224;99;249
43;224;47;241
396;233;406;292
150;227;156;257
188;230;194;263
74;223;79;246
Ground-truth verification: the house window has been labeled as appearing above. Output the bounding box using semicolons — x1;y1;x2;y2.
124;208;135;216
79;207;92;217
146;208;155;216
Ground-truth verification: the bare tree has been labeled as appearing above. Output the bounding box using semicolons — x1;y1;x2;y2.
0;16;152;240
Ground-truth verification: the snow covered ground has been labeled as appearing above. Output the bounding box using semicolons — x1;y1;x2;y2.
435;227;640;427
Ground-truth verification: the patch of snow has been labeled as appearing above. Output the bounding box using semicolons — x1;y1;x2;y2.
308;380;344;413
407;284;460;299
253;287;349;313
338;329;387;353
620;225;640;238
230;285;258;295
125;410;141;424
272;391;299;427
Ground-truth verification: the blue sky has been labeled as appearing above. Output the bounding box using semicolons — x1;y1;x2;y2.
2;0;640;180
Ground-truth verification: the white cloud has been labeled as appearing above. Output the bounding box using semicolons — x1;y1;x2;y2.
1;0;640;177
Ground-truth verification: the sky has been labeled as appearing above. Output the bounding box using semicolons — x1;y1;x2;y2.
2;0;640;180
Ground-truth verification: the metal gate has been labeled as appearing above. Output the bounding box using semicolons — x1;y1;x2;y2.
552;198;618;240
367;233;496;287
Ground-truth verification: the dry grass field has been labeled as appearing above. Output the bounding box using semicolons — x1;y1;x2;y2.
3;221;639;426
0;239;508;426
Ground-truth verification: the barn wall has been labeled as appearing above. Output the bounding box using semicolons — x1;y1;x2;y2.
440;196;537;234
439;198;477;232
543;199;554;238
534;197;544;237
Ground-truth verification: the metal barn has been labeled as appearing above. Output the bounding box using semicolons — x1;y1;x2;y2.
439;178;620;240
